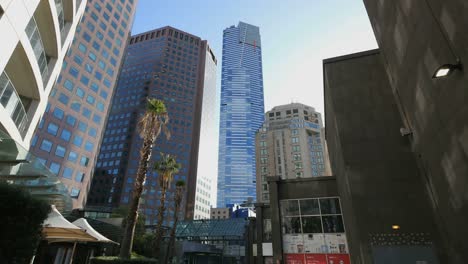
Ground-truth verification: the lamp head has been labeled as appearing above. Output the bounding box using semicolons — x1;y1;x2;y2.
432;60;463;79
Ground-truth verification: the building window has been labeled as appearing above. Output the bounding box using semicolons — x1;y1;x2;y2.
75;172;85;182
68;151;78;162
66;115;76;126
47;123;59;135
58;93;69;105
60;129;71;141
72;135;83;147
49;162;61;175
80;156;89;167
70;188;80;198
53;108;64;119
78;122;87;132
40;139;53;152
63;167;73;179
293;153;301;161
84;141;94;152
55;145;66;157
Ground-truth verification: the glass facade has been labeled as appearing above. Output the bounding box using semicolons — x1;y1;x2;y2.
30;0;138;208
0;130;72;212
87;27;215;224
280;197;350;263
217;22;265;207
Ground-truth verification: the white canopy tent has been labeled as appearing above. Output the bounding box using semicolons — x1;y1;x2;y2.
37;206;118;264
72;218;118;245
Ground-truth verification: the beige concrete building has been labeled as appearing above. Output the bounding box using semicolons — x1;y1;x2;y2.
255;103;331;202
210;207;230;220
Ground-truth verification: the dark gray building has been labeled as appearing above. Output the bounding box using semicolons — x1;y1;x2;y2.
324;50;442;263
361;2;468;262
87;26;217;225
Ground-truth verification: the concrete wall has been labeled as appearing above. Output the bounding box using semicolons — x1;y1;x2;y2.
363;1;468;262
324;50;443;263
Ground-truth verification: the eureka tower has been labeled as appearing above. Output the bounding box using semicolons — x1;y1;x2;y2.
217;22;265;207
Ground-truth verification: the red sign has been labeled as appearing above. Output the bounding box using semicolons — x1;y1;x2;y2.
326;254;351;264
305;254;327;264
285;254;305;264
286;254;350;264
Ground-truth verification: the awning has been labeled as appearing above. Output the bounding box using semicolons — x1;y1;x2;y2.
72;218;119;245
42;205;97;243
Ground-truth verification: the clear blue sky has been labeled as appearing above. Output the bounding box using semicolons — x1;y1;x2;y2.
131;0;377;115
131;1;378;200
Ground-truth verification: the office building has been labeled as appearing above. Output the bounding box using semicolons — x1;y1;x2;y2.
29;0;138;209
255;103;331;203
0;0;85;147
217;21;265;207
193;175;212;220
87;26;217;225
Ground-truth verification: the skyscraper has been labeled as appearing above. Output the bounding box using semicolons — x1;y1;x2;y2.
29;0;138;208
217;22;265;207
87;26;217;225
255;103;331;203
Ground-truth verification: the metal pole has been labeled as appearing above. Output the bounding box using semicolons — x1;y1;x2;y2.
69;242;77;264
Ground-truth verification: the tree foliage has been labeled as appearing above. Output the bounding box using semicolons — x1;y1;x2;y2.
119;99;170;260
0;182;51;264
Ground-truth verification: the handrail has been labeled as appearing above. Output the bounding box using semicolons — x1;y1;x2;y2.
0;72;29;135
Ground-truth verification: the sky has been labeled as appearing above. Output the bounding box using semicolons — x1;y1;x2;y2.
130;0;378;204
131;0;378;115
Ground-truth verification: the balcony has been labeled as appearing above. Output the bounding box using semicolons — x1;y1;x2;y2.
0;72;28;135
25;16;49;85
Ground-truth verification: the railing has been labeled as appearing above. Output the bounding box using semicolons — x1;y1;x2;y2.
75;0;82;13
25;16;49;85
0;72;28;135
55;0;65;32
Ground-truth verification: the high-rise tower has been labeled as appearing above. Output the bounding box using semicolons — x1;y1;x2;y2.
217;22;265;207
87;26;217;224
255;103;331;203
29;0;138;208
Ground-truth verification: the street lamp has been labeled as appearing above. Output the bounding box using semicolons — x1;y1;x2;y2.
432;60;463;79
423;0;463;79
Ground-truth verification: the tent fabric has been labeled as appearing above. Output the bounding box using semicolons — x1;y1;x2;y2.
42;205;97;243
72;218;119;245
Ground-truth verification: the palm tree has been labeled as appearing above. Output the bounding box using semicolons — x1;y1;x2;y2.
119;99;170;259
164;180;186;263
153;153;181;258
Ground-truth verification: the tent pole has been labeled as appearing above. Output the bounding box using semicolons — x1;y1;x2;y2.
69;242;77;264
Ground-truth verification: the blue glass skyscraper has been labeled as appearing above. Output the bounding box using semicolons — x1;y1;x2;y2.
217;22;265;207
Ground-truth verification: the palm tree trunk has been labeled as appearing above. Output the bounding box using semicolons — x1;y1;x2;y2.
165;198;181;264
153;182;168;258
119;137;153;259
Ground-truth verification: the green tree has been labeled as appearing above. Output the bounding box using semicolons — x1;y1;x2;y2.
153;153;181;258
0;182;51;263
119;99;170;259
165;180;186;263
